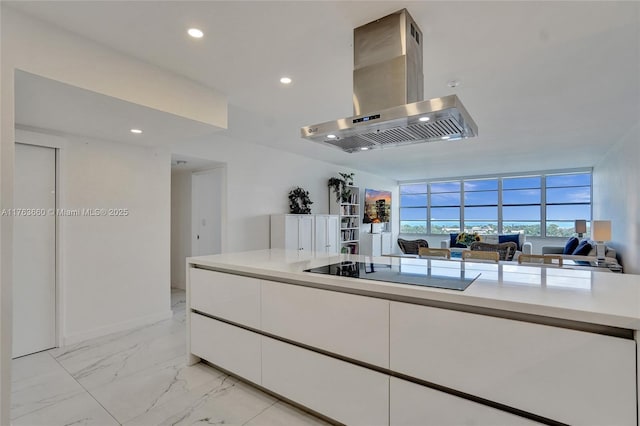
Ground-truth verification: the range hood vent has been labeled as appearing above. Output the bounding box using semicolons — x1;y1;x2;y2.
301;9;478;153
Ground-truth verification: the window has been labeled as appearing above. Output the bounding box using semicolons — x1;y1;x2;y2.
399;183;427;234
399;170;591;237
430;181;460;234
503;176;541;236
463;179;498;234
545;172;591;237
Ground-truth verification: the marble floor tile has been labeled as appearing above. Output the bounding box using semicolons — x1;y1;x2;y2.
11;362;86;419
244;401;332;426
12;351;63;383
123;375;277;426
66;327;187;391
89;356;224;423
51;317;186;390
12;392;119;426
171;287;186;312
11;289;330;426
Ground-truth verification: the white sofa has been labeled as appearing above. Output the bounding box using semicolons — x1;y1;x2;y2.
541;244;617;262
441;233;533;255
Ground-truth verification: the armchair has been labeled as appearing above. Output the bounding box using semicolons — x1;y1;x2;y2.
397;238;429;255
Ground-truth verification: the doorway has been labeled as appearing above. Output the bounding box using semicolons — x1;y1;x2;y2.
13;143;57;358
170;158;226;289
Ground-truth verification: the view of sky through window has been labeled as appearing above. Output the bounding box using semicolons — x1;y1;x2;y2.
400;172;591;237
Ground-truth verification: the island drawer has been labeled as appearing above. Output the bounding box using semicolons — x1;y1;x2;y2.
190;312;261;384
262;336;389;426
389;301;636;426
261;279;389;368
189;268;260;328
390;377;542;425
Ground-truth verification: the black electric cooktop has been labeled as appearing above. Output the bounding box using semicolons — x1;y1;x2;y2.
304;261;480;291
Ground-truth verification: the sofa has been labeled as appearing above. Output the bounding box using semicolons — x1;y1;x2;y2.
542;238;617;262
441;233;532;255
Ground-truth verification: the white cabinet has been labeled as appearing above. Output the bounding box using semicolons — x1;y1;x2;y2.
390;377;541;426
262;336;389;426
360;232;392;257
314;214;339;254
189;268;260;328
261;280;389;368
190;313;261;384
270;214;314;252
389;301;637;426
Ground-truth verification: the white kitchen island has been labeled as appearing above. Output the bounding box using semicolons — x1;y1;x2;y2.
186;249;640;426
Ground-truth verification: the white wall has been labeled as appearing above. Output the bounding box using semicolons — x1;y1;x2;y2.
593;124;640;274
171;171;191;289
17;129;172;344
1;9;227;421
171;134;398;253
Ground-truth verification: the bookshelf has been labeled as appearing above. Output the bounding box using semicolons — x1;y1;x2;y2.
330;186;360;254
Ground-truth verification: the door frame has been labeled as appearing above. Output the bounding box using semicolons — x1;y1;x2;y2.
15;128;66;350
191;166;228;256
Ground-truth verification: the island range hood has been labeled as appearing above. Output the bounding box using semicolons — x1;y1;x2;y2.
301;9;478;153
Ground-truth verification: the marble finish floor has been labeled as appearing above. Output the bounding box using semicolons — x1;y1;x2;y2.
11;289;330;426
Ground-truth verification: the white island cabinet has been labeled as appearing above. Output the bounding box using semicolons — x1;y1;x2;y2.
187;249;640;426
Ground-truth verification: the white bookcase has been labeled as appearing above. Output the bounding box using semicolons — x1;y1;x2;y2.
329;186;360;254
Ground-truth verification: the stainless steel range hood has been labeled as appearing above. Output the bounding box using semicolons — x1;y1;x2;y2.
301;9;478;153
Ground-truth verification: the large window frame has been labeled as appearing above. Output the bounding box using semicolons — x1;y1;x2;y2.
399;169;592;238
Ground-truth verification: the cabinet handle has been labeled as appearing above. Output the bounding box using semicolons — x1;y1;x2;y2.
299;248;304;251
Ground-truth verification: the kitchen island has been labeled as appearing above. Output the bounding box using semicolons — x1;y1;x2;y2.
187;249;640;426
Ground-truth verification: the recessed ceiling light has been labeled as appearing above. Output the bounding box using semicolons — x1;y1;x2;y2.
419;117;430;122
327;134;336;139
447;80;460;88
441;136;450;140
280;77;292;84
187;28;204;39
130;128;143;134
360;147;369;151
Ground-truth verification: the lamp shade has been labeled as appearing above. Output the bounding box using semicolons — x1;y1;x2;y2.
591;220;611;241
574;220;587;234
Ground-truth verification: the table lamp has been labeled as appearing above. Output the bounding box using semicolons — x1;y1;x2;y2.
591;220;611;264
574;220;587;238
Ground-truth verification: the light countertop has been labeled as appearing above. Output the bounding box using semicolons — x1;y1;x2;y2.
188;249;640;331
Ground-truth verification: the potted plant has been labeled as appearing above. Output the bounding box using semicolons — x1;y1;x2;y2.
328;172;355;203
288;187;313;214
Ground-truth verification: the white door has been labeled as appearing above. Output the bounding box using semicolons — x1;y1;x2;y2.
13;143;56;358
192;168;223;256
284;215;299;250
298;216;314;252
327;216;339;253
315;216;328;253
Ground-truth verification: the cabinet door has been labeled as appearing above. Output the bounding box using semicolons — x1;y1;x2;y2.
190;313;261;384
314;216;328;253
297;215;314;252
262;337;389;426
261;280;389;368
326;215;339;253
381;232;391;255
284;215;299;250
390;377;541;426
189;268;260;328
390;301;637;426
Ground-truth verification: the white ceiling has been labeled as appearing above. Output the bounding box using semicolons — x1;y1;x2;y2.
7;1;640;181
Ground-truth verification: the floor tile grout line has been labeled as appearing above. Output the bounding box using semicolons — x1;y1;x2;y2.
9;385;86;423
47;343;124;425
240;400;279;426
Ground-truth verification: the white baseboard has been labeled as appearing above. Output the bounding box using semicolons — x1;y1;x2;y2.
61;310;174;346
